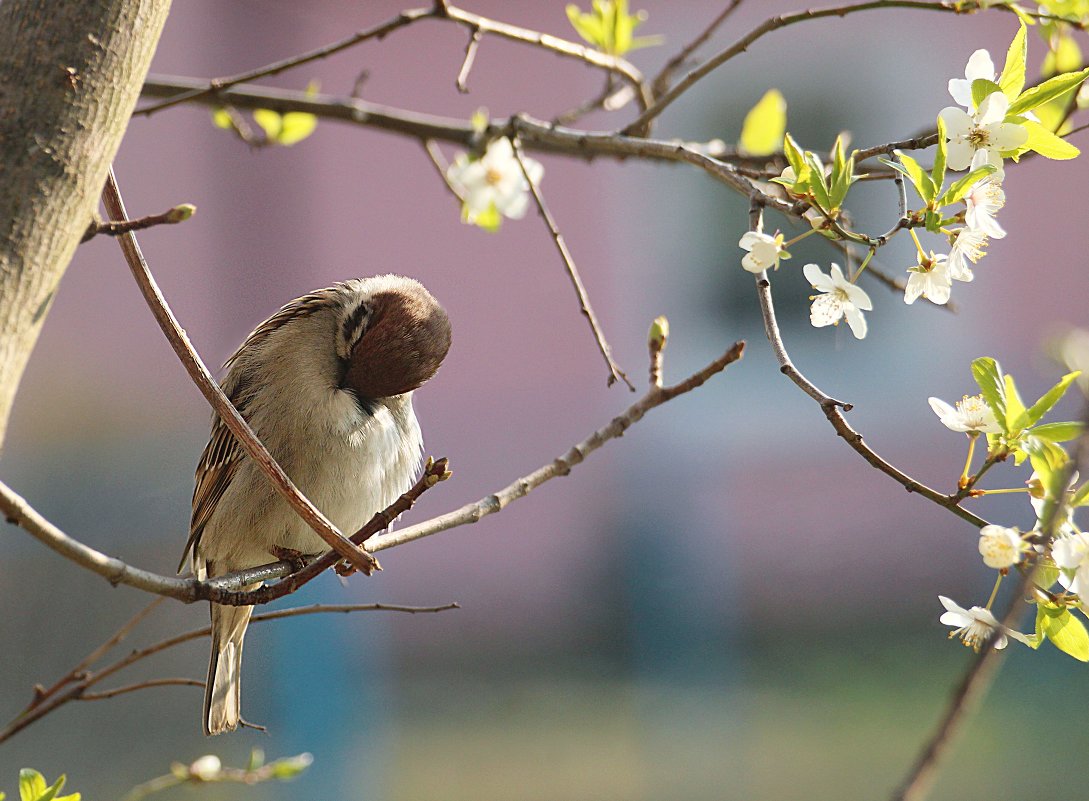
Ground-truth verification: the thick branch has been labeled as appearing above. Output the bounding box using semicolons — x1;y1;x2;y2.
0;0;171;448
101;170;378;575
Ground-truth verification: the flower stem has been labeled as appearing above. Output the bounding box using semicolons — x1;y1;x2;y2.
851;247;876;283
783;228;819;248
976;487;1031;495
985;573;1003;611
909;227;927;261
960;433;978;489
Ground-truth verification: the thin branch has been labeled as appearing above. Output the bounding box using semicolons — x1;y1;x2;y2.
651;0;746;98
422;140;466;203
456;27;482;93
748;201;989;529
509;136;635;391
366;339;747;553
138;78;796;217
0;602;457;744
80;204;195;243
136;6;438;115
101;169;378;575
892;406;1089;801
78;678;205;701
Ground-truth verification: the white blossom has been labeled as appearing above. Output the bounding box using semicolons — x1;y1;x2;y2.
938;92;1028;171
978;524;1025;569
939;596;1029;651
928;394;1002;434
964;175;1006;239
947;228;989;282
738;230;787;273
948;49;997;109
904;253;952;305
802;262;872;339
1053;532;1089;596
446;138;542;224
188;755;222;781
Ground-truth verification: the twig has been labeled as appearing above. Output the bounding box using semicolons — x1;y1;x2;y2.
100;169;378;575
748;201;989;528
366;339;747;553
509;136;635;391
137;7;437;115
892;406;1089;801
138;77;796;216
456;27;482;93
651;0;746;98
80;204;195;243
552;75;618;126
623;2;970;135
422;140;465;203
0;602;458;744
78;678;205;701
19;597;166;716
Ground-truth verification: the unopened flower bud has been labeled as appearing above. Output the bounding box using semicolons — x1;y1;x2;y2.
648;316;669;350
167;203;196;223
189;755;222;781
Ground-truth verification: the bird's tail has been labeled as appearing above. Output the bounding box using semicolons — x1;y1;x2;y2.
204;602;253;736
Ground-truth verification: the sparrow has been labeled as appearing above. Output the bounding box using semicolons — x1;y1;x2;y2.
180;275;451;735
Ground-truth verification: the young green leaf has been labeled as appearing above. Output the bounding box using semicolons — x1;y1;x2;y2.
1022;370;1082;427
1020;120;1081;160
971;357;1008;431
739;89;787;157
999;22;1027;99
1040;604;1089;662
1072;482;1089;507
1008;67;1089;115
939;164;997;206
18;771;45;801
1004;374;1027;432
971;78;1003;108
1042;31;1083;77
1034;557;1060;591
931;117;947;192
894;151;935;202
276;112;318;146
1031;421;1085;442
804;152;832;210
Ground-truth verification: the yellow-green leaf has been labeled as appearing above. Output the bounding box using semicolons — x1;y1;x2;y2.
19;770;46;801
1009;66;1089;115
277;112;318;145
739;89;787;157
1021;119;1081;159
999;22;1027;98
211;108;233;130
1041;604;1089;662
1043;32;1083;77
252;108;282;140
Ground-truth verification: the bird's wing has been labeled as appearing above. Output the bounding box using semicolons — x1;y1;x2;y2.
179;413;244;573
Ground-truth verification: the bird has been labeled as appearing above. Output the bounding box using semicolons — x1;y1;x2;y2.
179;274;451;735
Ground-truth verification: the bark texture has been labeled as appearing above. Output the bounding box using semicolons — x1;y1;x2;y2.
0;0;172;447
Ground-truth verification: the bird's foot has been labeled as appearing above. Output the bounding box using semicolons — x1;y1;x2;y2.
269;546;309;573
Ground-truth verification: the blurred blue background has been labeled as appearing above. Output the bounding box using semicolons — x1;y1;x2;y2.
2;1;1088;799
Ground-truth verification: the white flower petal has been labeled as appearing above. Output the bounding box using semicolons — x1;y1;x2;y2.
939;106;973;137
809;293;843;328
948;78;974;108
842;282;873;311
803;263;834;292
965;49;996;83
977;91;1009;125
945;140;975;171
739;231;769;251
991;121;1028;151
844;305;867;339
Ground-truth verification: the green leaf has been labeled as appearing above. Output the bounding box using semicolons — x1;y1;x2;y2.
277;112;318;145
739;89;787;157
804;152;832;210
472;201;502;232
1034;558;1060;591
1023;370;1082;426
894;151;934;202
1031;421;1085;442
1021;120;1081;160
252;108;282;140
782;132;807;176
971;357;1008;432
971;78;1003;108
267;753;314;780
211;108;233;130
999;23;1027;98
19;771;45;801
1041;604;1089;661
566;4;602;45
939;164;997;206
931;117;947;193
1004;374;1027;432
1009;67;1089;115
1042;31;1083;77
1072;482;1089;507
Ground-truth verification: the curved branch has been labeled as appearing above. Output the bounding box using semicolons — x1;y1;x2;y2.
101;170;378;575
749;203;989;528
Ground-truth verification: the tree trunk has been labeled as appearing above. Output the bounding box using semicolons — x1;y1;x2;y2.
0;0;171;448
